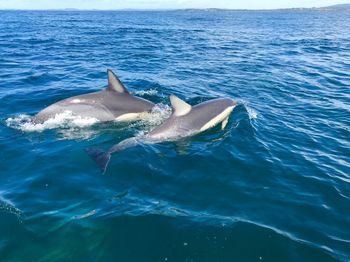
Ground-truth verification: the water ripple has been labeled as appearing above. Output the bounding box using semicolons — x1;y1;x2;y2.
0;9;349;262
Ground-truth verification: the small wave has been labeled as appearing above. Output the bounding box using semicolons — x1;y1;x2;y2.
71;209;97;220
0;196;23;221
5;111;100;132
246;106;258;120
238;101;258;120
133;89;158;96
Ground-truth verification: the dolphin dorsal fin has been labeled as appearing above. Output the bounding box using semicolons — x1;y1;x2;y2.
170;95;192;116
107;69;129;94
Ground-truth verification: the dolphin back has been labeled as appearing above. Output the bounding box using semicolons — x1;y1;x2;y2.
34;69;155;123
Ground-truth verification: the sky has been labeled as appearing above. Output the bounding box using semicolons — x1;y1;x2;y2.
0;0;349;10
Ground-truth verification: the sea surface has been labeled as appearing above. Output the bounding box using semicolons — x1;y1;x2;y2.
0;9;349;261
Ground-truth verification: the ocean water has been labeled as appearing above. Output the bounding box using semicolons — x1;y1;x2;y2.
0;9;349;261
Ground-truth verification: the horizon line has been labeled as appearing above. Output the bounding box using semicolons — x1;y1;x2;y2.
0;5;349;12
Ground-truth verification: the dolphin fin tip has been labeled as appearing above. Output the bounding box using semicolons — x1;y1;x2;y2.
85;147;111;174
170;95;191;116
106;69;128;94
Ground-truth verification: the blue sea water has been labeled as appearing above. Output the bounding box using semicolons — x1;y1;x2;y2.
0;9;350;261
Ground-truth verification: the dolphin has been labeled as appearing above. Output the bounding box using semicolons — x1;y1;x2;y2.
33;69;155;123
86;95;237;173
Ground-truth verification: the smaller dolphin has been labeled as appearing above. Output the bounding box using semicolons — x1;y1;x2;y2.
33;69;155;123
86;95;237;172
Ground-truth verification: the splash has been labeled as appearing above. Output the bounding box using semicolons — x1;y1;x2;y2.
144;103;172;126
238;101;258;120
135;103;172;136
133;89;158;96
246;106;258;120
5;111;100;132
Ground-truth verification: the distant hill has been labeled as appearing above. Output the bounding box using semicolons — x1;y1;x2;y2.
326;4;350;9
61;8;80;11
1;3;350;12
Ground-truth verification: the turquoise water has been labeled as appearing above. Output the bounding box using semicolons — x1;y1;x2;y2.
0;10;349;261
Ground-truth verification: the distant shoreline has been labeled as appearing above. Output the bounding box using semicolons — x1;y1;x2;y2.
0;7;350;12
0;4;350;12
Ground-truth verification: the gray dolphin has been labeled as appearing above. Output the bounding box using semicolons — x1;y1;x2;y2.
86;95;237;172
33;69;155;123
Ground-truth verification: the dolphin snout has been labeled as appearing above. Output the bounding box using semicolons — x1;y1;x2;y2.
229;98;237;106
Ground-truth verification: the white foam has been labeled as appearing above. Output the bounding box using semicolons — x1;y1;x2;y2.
133;89;158;96
135;103;172;136
238;100;258;120
145;103;172;126
6;111;99;132
246;106;258;120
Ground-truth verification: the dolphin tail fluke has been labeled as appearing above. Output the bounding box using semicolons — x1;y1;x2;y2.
85;148;111;173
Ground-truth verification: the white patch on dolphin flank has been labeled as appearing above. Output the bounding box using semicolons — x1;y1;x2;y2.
115;113;146;121
200;106;235;132
221;116;229;130
71;99;82;103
